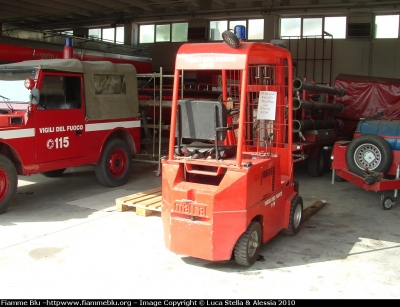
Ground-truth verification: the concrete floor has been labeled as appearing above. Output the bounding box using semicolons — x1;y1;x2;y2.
1;157;400;299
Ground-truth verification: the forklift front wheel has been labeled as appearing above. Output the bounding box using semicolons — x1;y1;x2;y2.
233;221;261;267
281;196;303;236
381;195;394;210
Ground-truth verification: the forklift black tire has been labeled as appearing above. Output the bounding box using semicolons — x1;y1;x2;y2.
381;195;394;210
42;168;66;177
0;154;18;214
346;134;392;176
308;151;325;177
281;196;303;236
233;221;261;267
95;138;132;187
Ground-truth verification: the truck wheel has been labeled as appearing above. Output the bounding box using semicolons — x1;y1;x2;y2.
233;221;261;267
308;150;325;177
281;196;303;236
324;149;332;172
95;138;132;187
42;168;66;177
346;134;392;176
0;154;18;214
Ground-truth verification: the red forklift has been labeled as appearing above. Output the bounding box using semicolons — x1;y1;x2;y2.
161;32;303;266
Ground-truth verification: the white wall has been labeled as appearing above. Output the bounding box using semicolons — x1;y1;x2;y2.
331;39;371;79
370;39;400;78
143;43;181;73
143;37;400;83
5;21;399;82
332;39;400;80
140;15;400;83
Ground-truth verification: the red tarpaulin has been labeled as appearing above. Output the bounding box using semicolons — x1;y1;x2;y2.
334;74;400;121
333;74;400;138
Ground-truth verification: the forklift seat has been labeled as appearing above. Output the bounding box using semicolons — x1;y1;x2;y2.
178;99;228;141
176;99;236;159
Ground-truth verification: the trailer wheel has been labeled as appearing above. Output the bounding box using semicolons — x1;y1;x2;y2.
42;168;66;177
346;134;392;176
381;195;394;210
233;221;261;267
95;138;132;187
0;154;18;214
308;151;325;177
281;196;303;236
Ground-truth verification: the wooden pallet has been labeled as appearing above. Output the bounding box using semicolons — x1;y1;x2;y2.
116;187;162;216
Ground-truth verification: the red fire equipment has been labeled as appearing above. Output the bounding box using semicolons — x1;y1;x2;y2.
161;34;303;266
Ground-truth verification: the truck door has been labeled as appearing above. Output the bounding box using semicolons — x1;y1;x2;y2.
35;73;85;163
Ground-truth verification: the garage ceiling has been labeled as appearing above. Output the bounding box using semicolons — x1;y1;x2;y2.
1;0;400;31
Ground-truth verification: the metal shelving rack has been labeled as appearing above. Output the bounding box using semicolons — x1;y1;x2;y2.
135;67;175;176
283;32;333;85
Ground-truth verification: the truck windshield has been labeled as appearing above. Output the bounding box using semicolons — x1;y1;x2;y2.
0;67;38;103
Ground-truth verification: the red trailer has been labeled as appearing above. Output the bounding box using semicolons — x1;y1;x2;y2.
332;75;400;210
332;120;400;210
161;34;303;266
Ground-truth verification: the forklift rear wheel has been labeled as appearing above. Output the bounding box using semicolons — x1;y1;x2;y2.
233;221;261;267
95;138;132;187
281;196;303;236
308;151;325;177
381;195;394;210
346;134;392;176
41;168;66;177
0;154;18;214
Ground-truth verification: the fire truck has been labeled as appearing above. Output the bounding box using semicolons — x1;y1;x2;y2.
0;58;141;214
161;33;303;267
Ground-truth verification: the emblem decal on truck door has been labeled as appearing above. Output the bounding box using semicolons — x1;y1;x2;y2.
46;137;69;149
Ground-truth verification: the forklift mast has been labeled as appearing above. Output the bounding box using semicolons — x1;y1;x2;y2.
168;42;293;177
